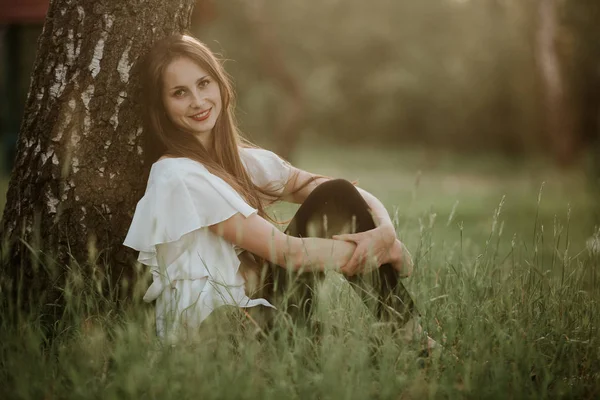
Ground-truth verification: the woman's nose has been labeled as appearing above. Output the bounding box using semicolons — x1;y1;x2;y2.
190;90;204;108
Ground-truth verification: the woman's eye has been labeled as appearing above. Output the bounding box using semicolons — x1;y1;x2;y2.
198;79;210;88
174;89;186;97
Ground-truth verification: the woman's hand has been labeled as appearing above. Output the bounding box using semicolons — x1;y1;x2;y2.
333;224;396;276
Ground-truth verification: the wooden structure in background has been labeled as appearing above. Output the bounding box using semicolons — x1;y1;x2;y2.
0;0;49;173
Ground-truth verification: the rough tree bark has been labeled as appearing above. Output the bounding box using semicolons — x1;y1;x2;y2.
0;0;195;316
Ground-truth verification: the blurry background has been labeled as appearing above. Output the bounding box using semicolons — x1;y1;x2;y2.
189;0;599;165
0;0;599;253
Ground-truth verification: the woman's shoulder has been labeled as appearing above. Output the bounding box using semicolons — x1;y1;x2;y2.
150;156;207;179
238;146;289;169
141;157;209;196
153;155;200;167
238;146;292;193
141;156;253;208
238;146;277;159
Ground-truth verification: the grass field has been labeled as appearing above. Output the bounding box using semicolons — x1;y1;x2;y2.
1;145;599;399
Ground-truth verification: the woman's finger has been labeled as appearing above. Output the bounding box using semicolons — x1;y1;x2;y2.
343;243;373;276
341;252;360;275
343;244;367;275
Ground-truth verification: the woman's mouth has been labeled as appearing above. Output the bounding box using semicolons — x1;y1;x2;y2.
190;108;211;122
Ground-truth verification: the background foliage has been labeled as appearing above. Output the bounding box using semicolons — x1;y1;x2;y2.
190;0;597;161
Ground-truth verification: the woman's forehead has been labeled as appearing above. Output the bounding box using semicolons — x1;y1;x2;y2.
163;57;210;87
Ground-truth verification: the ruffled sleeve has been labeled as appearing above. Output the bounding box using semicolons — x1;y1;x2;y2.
240;147;292;196
123;159;257;268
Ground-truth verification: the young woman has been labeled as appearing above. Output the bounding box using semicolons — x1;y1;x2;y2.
124;34;419;343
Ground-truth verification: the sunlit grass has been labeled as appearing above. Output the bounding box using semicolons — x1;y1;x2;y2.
1;146;599;399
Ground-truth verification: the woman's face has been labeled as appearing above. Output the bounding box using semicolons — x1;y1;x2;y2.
161;57;222;145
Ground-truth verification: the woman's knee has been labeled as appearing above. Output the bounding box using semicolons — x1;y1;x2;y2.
312;179;360;199
317;178;354;190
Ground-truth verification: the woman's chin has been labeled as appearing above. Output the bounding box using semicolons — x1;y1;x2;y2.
189;119;216;134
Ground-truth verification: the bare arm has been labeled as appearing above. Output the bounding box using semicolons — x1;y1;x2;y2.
208;212;356;272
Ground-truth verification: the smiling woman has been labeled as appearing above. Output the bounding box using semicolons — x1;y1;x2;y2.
161;57;222;148
124;34;423;347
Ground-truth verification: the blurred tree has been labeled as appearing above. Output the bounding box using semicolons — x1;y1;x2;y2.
561;0;600;179
0;0;196;325
191;0;218;25
536;0;577;165
243;0;304;160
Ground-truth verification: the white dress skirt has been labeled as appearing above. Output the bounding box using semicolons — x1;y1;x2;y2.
123;147;291;343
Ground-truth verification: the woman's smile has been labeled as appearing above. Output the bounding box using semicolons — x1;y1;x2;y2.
190;108;212;122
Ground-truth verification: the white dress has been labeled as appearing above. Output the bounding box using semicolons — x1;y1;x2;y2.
123;147;292;342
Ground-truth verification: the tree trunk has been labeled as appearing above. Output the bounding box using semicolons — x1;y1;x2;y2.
0;0;195;319
536;0;577;166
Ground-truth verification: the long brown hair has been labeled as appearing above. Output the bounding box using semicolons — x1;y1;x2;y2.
141;34;284;218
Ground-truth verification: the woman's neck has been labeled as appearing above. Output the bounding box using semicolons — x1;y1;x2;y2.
195;131;213;149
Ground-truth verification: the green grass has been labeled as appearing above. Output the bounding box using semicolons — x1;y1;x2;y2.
1;146;599;399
